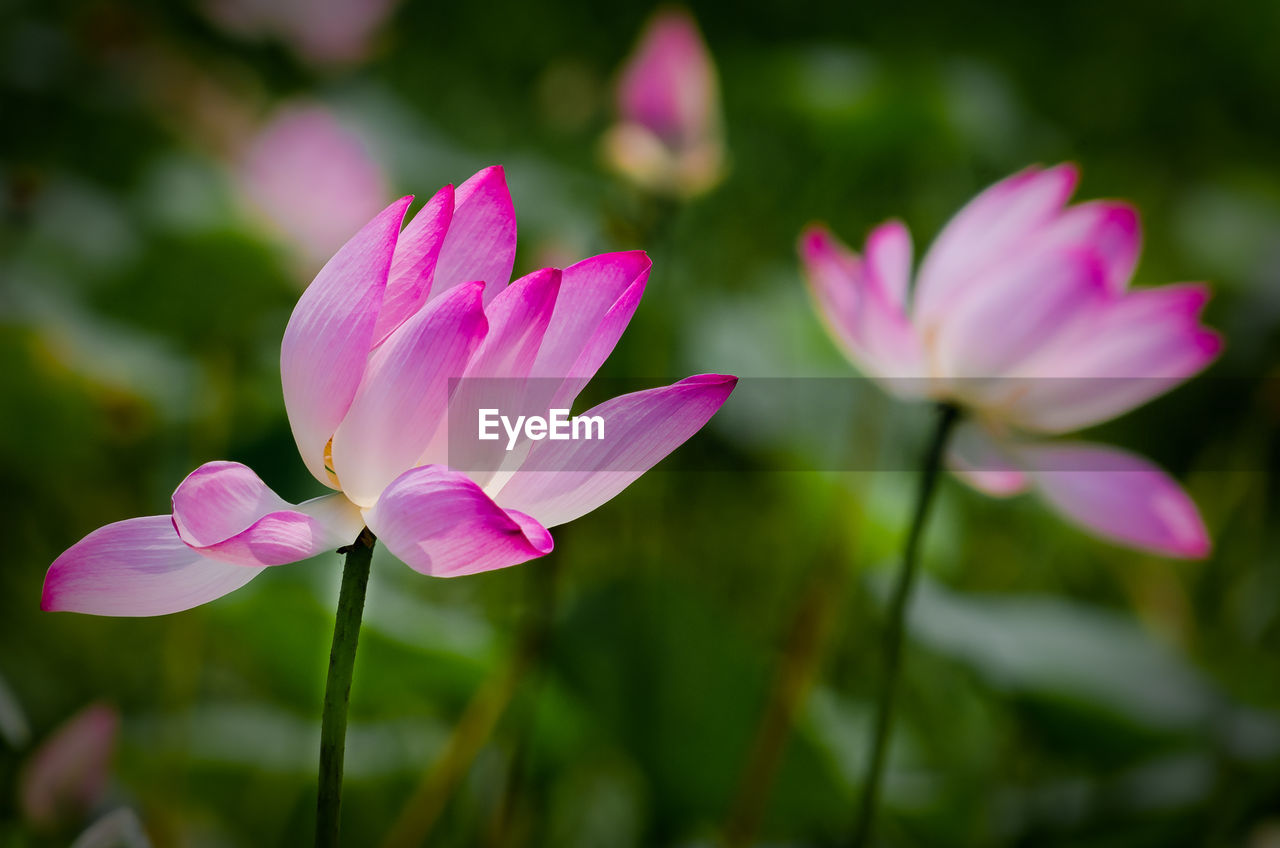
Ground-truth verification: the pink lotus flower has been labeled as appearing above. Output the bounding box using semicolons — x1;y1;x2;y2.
44;167;736;616
238;104;389;269
603;9;725;198
800;164;1221;558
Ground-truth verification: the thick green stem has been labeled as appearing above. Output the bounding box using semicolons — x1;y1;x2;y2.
850;404;959;848
316;527;376;848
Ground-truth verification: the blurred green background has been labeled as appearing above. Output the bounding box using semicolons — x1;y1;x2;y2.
3;0;1280;845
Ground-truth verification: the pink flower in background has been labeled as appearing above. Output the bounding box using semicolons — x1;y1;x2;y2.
604;9;725;198
203;0;400;66
19;703;118;830
239;104;389;268
44;167;736;616
800;164;1221;557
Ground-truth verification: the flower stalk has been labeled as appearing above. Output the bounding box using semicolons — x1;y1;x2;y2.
851;403;958;848
316;527;376;848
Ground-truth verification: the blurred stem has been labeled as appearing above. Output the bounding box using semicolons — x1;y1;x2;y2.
850;403;958;848
316;527;376;848
381;563;554;848
723;560;845;848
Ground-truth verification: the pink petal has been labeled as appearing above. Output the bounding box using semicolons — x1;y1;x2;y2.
1036;201;1142;293
372;184;455;347
530;251;651;405
419;268;564;484
494;374;737;528
330;281;488;507
43;517;262;617
798;226;926;390
364;465;553;577
281;195;412;487
933;247;1110;382
1005;284;1222;432
914;164;1079;326
430;166;516;304
171;462;364;566
466;267;562;379
617;9;718;148
19;703;118;829
1020;441;1211;558
946;422;1029;496
865;219;912;308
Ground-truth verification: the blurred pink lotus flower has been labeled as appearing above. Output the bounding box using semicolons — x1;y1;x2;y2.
238;104;389;268
604;9;725;198
20;703;118;830
203;0;399;67
800;164;1221;557
44;167;736;616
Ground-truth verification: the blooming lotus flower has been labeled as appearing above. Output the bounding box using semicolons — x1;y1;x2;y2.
800;164;1221;557
238;104;389;269
44;166;737;616
603;9;725;198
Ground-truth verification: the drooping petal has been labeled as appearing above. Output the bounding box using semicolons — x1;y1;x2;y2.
372;184;455;346
170;461;364;566
43;517;262;617
364;465;553;577
1020;441;1210;558
281;195;412;486
430;166;516;304
914;164;1078;326
494;374;737;528
946;421;1029;497
798;226;926;392
330;281;488;507
1004;284;1222;432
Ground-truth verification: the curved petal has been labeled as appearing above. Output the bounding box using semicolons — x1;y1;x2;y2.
494;374;737;527
282;195;413;486
1004;284;1222;432
798;226;926;392
331;281;488;507
430;166;516;304
372;184;455;346
865;219;912;308
1035;201;1141;293
933;247;1110;383
946;421;1029;497
1019;441;1211;558
171;461;364;566
365;465;553;578
43;517;261;616
530;251;651;380
914;164;1078;327
432;268;563;485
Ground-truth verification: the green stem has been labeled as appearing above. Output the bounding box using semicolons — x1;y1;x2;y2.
316;527;376;848
850;403;959;848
